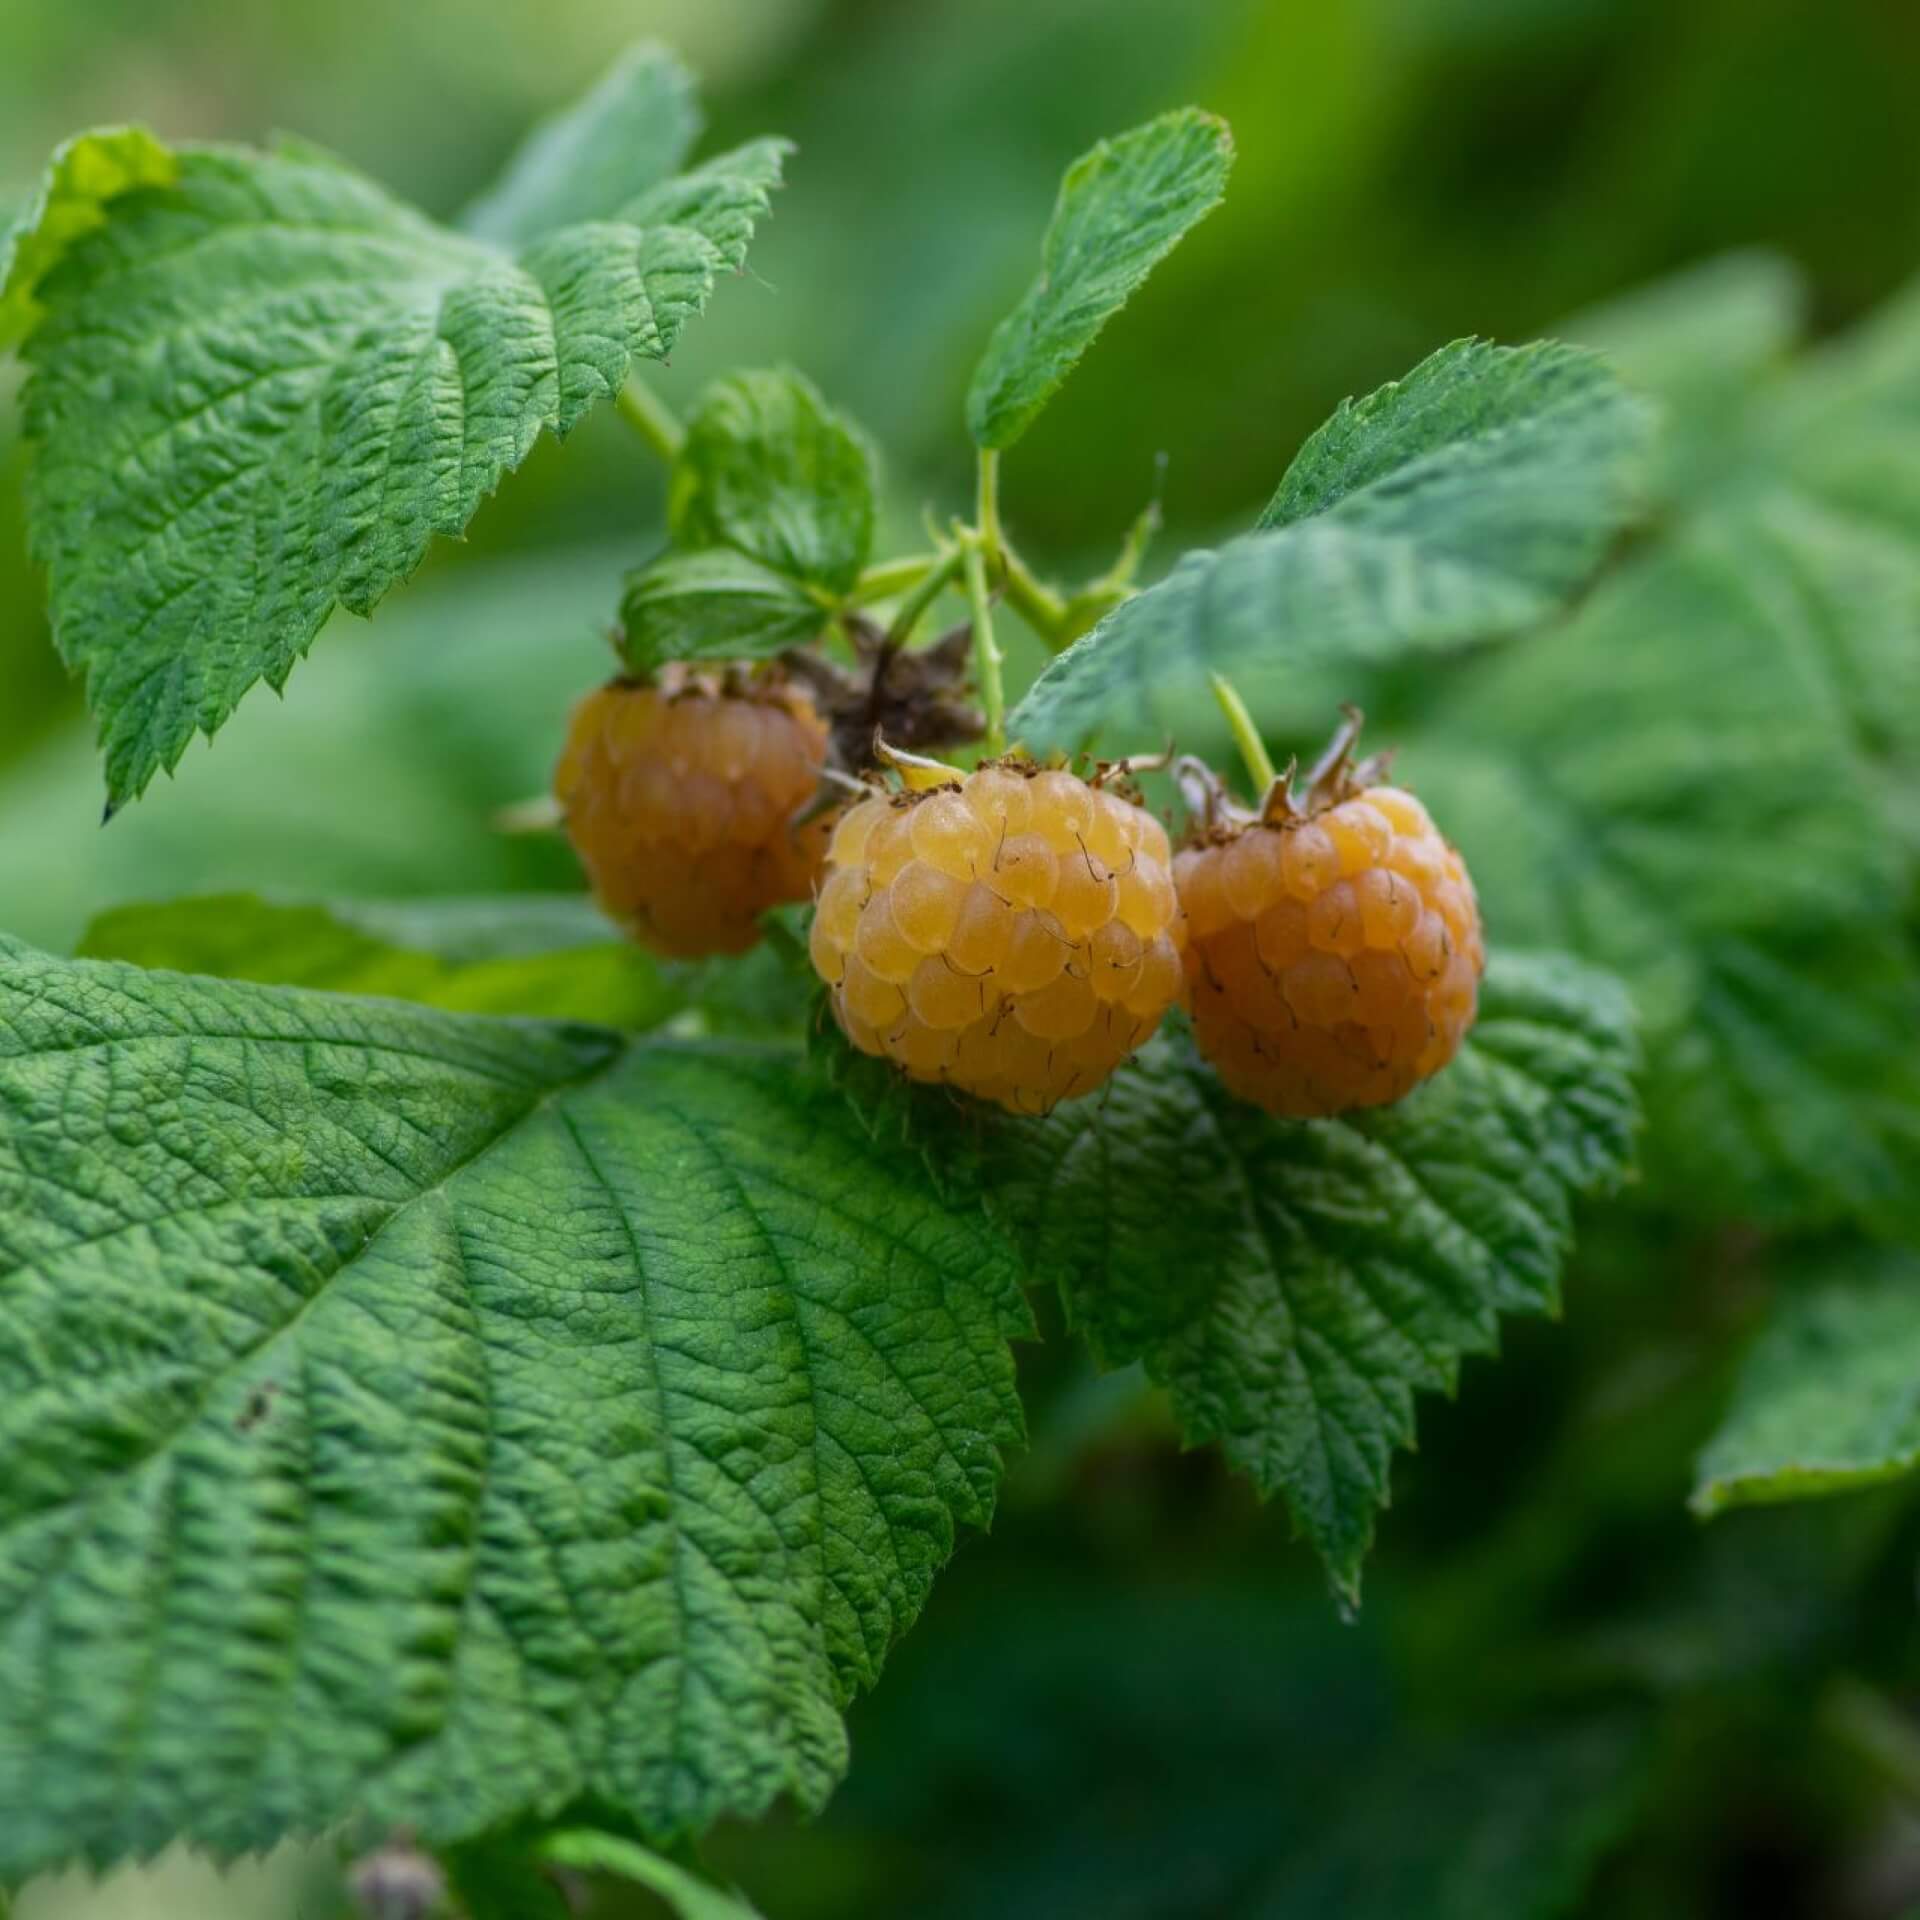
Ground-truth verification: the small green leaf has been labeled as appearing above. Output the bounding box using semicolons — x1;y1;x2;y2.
1008;341;1652;752
0;938;1029;1879
11;68;787;807
620;548;829;674
544;1830;765;1919
76;891;677;1027
0;127;176;349
979;952;1639;1605
1694;1252;1920;1517
965;107;1232;451
459;42;702;247
669;368;877;596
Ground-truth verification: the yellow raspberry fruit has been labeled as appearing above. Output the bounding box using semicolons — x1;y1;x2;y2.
810;760;1185;1114
555;665;832;958
1177;782;1484;1117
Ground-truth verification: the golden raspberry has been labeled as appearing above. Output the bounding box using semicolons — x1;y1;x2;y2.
1177;782;1484;1116
555;665;832;958
809;759;1184;1114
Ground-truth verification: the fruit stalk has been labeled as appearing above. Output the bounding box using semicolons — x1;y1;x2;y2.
962;534;1006;756
1209;671;1278;795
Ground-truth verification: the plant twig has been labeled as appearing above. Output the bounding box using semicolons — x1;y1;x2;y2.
885;545;966;648
999;541;1071;645
1210;671;1277;794
975;448;1003;573
849;553;941;604
615;375;686;461
961;532;1005;757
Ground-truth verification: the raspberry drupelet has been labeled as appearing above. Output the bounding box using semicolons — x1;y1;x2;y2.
809;754;1185;1114
556;663;833;958
1175;709;1484;1117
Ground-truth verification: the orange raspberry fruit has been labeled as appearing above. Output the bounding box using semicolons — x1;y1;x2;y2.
555;664;832;958
1177;761;1484;1118
809;758;1185;1113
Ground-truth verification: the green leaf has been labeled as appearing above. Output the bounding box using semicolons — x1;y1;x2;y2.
459;43;702;247
965;107;1232;451
668;368;877;596
620;549;829;675
1693;1252;1920;1517
544;1830;765;1920
76;892;677;1027
0;938;1028;1879
0;127;177;349
1008;341;1652;752
1403;507;1920;1234
1646;934;1920;1236
12;89;786;808
1558;249;1807;411
977;952;1638;1605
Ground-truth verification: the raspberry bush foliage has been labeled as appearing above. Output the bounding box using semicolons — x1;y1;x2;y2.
3;39;1918;1918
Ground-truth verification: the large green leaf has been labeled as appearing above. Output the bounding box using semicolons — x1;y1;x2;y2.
1558;249;1806;502
0;938;1028;1880
1693;1252;1920;1516
668;367;877;597
1008;341;1652;752
76;892;675;1027
965;107;1232;451
971;952;1639;1605
0;127;177;349
7;55;788;807
1404;506;1920;1233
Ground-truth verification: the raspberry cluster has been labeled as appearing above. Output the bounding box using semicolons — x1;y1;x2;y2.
809;762;1184;1113
1176;783;1484;1116
556;665;832;957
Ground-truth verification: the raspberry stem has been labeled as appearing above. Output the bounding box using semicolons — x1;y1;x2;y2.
614;376;686;461
961;532;1006;756
976;448;1003;572
849;554;942;604
1210;672;1278;795
885;546;967;648
1000;544;1072;644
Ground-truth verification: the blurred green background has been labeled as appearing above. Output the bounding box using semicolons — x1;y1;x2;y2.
6;2;1920;1916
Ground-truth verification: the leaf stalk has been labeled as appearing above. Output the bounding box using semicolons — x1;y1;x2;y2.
960;531;1005;757
616;375;687;461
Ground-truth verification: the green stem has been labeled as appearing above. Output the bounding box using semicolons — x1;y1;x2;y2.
975;448;1003;572
1000;543;1071;646
1210;671;1277;794
1096;497;1162;595
885;546;966;648
962;535;1005;757
849;553;940;605
616;375;686;461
